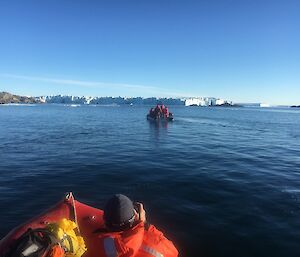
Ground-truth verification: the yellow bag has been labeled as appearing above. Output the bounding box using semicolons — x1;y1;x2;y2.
47;219;87;257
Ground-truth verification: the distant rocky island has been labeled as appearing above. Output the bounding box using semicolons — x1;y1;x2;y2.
0;92;38;104
1;92;297;108
0;92;234;106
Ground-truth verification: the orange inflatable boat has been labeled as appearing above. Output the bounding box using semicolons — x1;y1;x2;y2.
0;193;178;257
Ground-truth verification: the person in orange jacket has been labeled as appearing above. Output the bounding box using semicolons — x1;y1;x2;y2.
155;104;164;118
96;194;178;257
162;106;169;118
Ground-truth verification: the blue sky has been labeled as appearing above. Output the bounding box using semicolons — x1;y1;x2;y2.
0;0;299;104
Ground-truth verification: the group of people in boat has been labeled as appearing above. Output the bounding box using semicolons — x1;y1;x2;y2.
148;104;172;119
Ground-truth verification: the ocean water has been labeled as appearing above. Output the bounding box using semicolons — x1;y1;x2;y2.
0;104;300;257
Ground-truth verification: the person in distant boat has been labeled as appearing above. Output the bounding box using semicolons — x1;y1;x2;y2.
161;104;167;118
95;194;178;257
154;104;162;118
149;108;155;118
164;106;169;118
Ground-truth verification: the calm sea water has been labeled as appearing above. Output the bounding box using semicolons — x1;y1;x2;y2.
0;104;300;257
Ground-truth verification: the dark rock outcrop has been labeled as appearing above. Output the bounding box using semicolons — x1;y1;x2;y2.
0;92;38;104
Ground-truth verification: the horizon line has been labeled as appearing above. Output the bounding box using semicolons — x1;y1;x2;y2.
1;91;295;106
1;74;297;105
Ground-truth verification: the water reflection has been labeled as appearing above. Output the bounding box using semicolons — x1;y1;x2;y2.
148;119;169;129
147;119;171;144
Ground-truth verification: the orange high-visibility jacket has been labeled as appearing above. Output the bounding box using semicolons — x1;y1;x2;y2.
89;222;178;257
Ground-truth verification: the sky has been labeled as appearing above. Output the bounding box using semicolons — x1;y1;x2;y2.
0;0;299;105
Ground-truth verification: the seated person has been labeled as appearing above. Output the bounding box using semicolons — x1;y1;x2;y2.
165;107;169;117
97;194;178;257
154;105;162;118
161;106;169;118
149;108;155;118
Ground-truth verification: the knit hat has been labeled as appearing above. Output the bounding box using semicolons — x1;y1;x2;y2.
104;194;135;230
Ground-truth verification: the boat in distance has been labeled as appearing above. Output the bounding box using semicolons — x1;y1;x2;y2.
147;104;174;122
146;114;174;122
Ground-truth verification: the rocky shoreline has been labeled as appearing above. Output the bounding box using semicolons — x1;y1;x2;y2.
1;91;298;107
0;92;38;104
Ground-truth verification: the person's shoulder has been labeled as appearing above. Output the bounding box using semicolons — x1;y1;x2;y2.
143;224;169;243
142;224;179;257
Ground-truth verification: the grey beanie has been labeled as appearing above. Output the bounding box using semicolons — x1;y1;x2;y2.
104;194;135;230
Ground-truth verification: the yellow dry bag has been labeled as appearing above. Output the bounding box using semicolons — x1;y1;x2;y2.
47;219;87;257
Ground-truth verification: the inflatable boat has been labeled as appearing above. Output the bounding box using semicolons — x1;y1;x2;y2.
146;114;174;122
0;193;178;257
0;193;102;256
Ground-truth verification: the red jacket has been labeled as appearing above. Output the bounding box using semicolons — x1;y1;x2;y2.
88;222;178;257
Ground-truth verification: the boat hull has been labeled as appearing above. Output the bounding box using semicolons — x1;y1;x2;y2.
0;194;105;257
147;114;174;122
